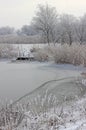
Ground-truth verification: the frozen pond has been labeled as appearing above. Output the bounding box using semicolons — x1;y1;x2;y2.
0;61;85;104
0;61;57;103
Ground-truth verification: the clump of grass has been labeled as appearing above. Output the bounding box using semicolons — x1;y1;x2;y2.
0;91;59;129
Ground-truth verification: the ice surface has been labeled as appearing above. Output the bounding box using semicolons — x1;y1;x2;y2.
0;61;85;103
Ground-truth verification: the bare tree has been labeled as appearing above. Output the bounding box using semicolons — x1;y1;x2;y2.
32;4;58;45
75;15;86;44
60;14;76;45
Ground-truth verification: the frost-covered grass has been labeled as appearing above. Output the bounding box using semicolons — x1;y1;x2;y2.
0;44;18;58
0;92;59;130
33;44;86;66
14;94;86;130
1;86;86;130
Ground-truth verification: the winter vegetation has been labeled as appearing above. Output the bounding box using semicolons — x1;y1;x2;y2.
0;3;86;130
31;4;86;45
0;4;86;45
0;44;18;58
17;93;86;130
0;35;43;44
33;44;86;66
0;85;86;130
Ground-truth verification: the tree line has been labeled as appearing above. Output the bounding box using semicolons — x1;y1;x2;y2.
31;4;86;45
1;4;86;45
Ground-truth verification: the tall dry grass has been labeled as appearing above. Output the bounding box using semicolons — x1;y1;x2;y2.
34;44;86;66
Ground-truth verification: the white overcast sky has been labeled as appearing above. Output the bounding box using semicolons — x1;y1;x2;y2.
0;0;86;29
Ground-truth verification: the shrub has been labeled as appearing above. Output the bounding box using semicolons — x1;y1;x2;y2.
34;49;49;62
0;44;18;58
34;44;86;66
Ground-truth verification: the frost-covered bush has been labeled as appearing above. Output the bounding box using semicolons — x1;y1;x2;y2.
34;44;86;66
34;49;49;61
53;44;70;63
0;102;26;130
33;45;57;61
54;44;83;65
0;44;18;58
